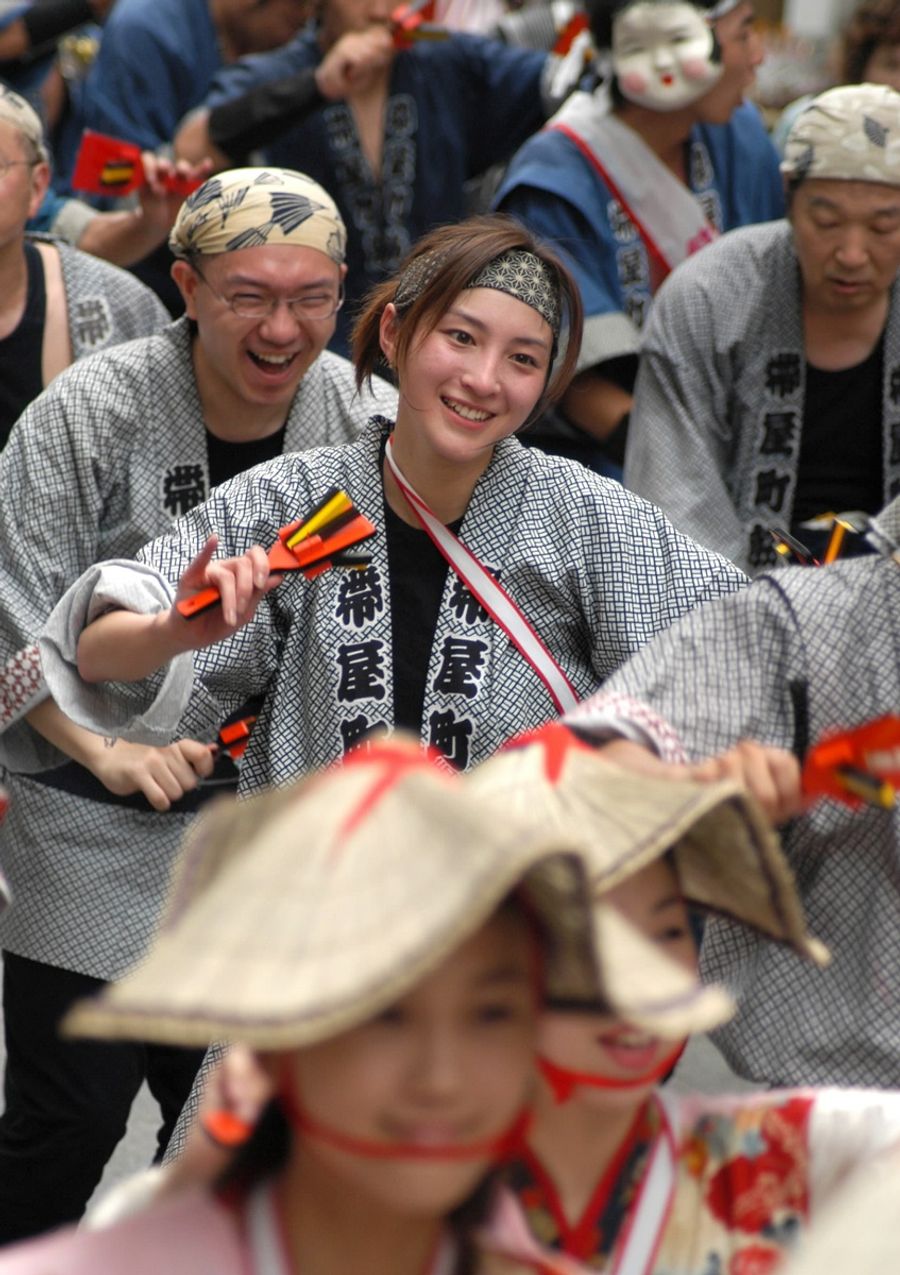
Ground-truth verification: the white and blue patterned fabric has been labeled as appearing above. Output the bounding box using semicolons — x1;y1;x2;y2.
495;98;784;373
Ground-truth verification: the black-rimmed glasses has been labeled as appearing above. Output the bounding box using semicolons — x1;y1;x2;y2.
192;263;344;322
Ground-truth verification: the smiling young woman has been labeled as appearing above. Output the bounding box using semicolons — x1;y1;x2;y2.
33;213;745;791
352;217;582;525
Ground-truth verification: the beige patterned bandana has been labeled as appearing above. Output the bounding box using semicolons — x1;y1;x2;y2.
782;84;900;188
395;247;562;336
0;85;47;163
169;167;346;264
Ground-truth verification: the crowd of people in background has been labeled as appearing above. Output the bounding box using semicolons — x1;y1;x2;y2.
0;0;899;1271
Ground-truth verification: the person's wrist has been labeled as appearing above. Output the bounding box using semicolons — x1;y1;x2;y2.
311;65;334;102
67;729;107;771
154;607;193;659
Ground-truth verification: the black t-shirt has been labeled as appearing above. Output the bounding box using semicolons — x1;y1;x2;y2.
206;422;287;490
385;499;463;735
791;338;884;537
0;242;46;450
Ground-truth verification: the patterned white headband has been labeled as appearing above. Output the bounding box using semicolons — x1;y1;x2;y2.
781;84;900;189
394;247;562;336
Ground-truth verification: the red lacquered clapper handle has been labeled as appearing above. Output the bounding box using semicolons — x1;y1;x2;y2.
390;0;445;45
218;716;258;761
176;488;376;620
802;714;900;809
71;129;203;198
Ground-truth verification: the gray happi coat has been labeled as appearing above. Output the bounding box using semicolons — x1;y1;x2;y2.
54;238;170;358
38;419;744;799
567;534;900;1088
0;320;396;979
624;221;900;575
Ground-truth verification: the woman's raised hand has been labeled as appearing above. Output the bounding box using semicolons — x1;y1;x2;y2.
167;536;282;650
77;537;283;684
599;737;805;827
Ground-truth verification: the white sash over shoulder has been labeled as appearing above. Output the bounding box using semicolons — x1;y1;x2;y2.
549;91;717;280
385;439;579;715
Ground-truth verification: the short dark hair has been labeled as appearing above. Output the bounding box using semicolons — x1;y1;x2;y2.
586;0;728;45
352;214;583;428
841;0;900;83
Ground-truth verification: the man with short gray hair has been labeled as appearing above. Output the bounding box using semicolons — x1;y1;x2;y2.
625;83;900;574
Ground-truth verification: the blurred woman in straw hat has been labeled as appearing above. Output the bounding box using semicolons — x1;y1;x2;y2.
466;725;900;1275
67;725;900;1273
0;738;606;1274
33;212;748;797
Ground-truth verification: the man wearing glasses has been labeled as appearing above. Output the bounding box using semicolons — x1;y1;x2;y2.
0;166;396;1243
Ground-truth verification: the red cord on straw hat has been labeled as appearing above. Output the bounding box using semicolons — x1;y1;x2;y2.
537;1045;686;1103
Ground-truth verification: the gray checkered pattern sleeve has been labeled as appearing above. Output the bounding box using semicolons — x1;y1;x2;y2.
574;574;802;760
40;560;193;744
38;464;294;750
625;283;748;568
0;379;144;766
624;222;798;576
561;474;748;682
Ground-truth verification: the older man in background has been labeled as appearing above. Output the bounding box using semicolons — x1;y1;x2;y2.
625;83;900;574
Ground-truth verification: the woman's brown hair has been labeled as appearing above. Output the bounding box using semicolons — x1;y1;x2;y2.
842;0;900;83
352;214;584;428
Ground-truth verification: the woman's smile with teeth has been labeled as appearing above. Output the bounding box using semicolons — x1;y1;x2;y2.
443;396;493;422
595;1026;662;1073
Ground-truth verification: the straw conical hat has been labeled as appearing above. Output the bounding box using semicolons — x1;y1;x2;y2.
65;739;601;1049
465;725;829;1036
